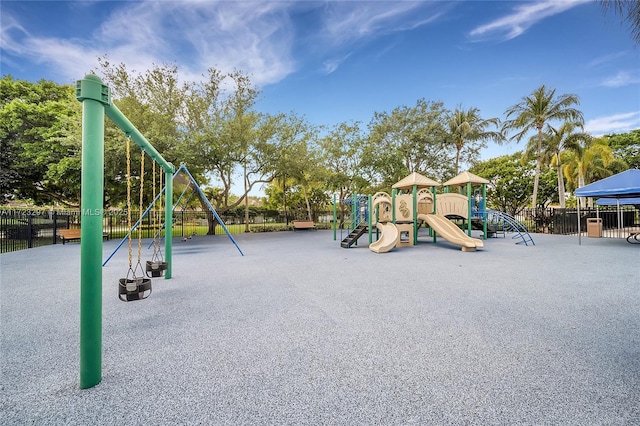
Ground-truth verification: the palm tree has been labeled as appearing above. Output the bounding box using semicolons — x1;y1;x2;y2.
524;122;589;208
446;106;504;174
502;85;583;208
599;0;640;44
562;136;615;208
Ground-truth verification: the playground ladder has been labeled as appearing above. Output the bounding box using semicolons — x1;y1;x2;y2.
486;210;535;246
341;223;368;248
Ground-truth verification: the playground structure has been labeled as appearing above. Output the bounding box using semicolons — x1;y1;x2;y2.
335;171;534;253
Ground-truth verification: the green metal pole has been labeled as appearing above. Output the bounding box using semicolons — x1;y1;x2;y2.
391;189;397;224
467;182;472;236
368;194;373;244
104;103;173;173
164;170;173;279
432;186;437;243
333;194;337;241
412;185;418;245
352;193;357;246
482;183;487;239
76;75;109;389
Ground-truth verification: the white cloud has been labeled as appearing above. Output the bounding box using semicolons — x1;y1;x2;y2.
321;2;444;47
469;0;590;41
1;1;298;87
2;1;450;86
0;13;100;84
600;71;640;88
95;1;298;87
322;53;352;75
585;112;640;135
587;51;629;68
312;2;447;74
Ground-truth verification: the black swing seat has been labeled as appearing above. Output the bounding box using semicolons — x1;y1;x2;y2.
145;260;169;277
118;277;152;302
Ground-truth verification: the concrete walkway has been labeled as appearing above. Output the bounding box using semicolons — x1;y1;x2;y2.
1;230;638;425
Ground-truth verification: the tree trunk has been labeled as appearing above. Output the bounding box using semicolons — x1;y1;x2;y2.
532;128;543;208
302;185;313;222
578;173;586;208
282;177;288;225
197;195;217;235
556;160;566;208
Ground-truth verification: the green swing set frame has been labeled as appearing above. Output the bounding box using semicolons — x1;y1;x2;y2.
76;75;175;389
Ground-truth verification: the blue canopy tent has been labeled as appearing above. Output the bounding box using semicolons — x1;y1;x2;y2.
596;197;640;206
574;169;640;244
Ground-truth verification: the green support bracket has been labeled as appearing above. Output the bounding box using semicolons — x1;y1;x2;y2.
368;194;373;244
432;186;437;243
466;182;472;236
391;189;397;224
412;185;418;245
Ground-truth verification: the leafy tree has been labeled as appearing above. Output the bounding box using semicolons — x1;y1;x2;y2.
316;121;369;223
562;136;620;207
183;67;236;212
469;153;533;216
99;60;290;232
524;122;589;208
268;113;319;223
183;68;285;231
96;59;187;207
536;167;559;209
603;129;640;169
502;85;583;208
0;76;81;205
364;99;452;188
445;106;504;174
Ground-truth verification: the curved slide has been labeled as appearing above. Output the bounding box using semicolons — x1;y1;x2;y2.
418;214;484;252
369;222;400;253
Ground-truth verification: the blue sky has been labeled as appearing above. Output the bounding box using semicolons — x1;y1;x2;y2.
2;0;639;166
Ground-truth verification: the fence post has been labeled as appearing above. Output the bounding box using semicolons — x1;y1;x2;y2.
52;211;58;245
27;213;33;249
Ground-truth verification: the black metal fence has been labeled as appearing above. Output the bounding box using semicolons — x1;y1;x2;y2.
0;210;75;253
0;208;334;254
511;206;640;237
2;205;638;254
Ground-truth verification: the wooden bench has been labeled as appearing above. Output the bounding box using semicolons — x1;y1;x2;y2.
292;220;316;231
58;229;109;244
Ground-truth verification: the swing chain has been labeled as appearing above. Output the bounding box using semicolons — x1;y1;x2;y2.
157;169;164;262
152;161;159;260
136;150;145;273
126;135;133;270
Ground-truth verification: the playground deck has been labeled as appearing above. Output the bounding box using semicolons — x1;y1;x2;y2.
1;230;638;425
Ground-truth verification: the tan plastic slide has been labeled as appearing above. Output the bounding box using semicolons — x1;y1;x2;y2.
417;214;484;252
369;222;400;253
